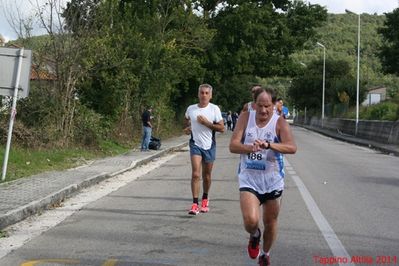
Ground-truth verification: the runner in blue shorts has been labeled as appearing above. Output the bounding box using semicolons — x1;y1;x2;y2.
184;84;225;215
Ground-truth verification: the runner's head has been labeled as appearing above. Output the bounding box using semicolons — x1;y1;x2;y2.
198;84;213;105
254;88;276;121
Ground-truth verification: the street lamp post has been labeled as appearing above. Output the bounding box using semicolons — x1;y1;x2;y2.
346;9;360;135
316;42;326;128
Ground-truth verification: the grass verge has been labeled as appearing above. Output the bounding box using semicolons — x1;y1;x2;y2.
0;140;132;183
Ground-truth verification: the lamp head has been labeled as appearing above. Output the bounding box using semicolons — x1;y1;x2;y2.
345;9;359;15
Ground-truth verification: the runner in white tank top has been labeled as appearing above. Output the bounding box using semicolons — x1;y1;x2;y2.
238;111;284;193
229;88;297;264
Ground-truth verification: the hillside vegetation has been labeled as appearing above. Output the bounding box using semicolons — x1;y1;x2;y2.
287;12;399;119
291;13;399;97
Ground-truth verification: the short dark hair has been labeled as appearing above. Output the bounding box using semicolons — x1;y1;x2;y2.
254;87;277;104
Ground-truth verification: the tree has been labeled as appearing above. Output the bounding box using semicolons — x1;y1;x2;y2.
378;8;399;76
201;0;327;111
7;0;332;147
291;13;398;95
66;0;213;137
36;0;100;146
289;58;367;116
63;0;101;34
6;0;96;146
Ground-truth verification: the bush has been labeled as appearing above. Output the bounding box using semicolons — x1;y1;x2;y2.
0;119;40;148
361;102;399;121
73;104;109;147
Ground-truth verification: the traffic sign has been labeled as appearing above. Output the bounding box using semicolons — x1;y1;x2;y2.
0;47;32;98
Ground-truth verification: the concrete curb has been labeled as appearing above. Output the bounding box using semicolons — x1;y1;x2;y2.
0;141;188;230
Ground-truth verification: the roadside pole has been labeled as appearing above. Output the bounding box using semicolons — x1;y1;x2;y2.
1;48;25;181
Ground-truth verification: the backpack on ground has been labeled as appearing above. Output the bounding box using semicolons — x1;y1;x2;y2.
149;136;161;150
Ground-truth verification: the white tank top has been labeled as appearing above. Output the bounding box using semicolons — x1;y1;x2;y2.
238;111;285;193
248;101;255;112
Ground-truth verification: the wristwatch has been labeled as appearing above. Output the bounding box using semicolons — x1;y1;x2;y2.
265;140;270;149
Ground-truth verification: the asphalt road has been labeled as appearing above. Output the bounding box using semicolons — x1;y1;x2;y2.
286;127;399;265
0;127;398;266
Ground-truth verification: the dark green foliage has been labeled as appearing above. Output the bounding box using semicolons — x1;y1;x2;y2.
212;75;257;113
289;58;367;114
72;103;109;146
205;1;326;78
378;8;399;75
202;0;327;110
290;12;399;116
17;83;56;128
261;76;293;100
10;0;342;148
286;1;327;52
291;13;394;91
63;0;101;34
69;0;213;137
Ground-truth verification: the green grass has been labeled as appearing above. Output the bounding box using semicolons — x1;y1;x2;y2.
0;230;8;238
0;142;131;183
0;125;181;183
98;139;131;156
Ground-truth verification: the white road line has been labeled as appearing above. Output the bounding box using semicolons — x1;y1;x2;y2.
285;159;354;266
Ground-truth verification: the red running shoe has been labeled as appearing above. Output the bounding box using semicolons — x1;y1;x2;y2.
258;254;270;266
188;203;200;215
200;199;209;213
247;228;261;259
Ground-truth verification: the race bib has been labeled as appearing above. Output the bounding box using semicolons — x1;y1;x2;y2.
245;152;266;170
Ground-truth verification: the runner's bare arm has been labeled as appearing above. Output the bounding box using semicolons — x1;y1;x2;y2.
229;112;259;154
183;117;191;135
242;102;249;113
270;117;297;154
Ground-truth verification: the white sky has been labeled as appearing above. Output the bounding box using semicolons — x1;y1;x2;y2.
306;0;398;15
1;0;398;42
0;0;65;42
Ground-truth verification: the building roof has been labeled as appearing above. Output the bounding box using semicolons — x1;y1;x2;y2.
5;43;57;81
367;86;386;93
30;66;57;81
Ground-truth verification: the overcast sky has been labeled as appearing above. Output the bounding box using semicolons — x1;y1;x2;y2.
306;0;398;14
1;0;398;42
